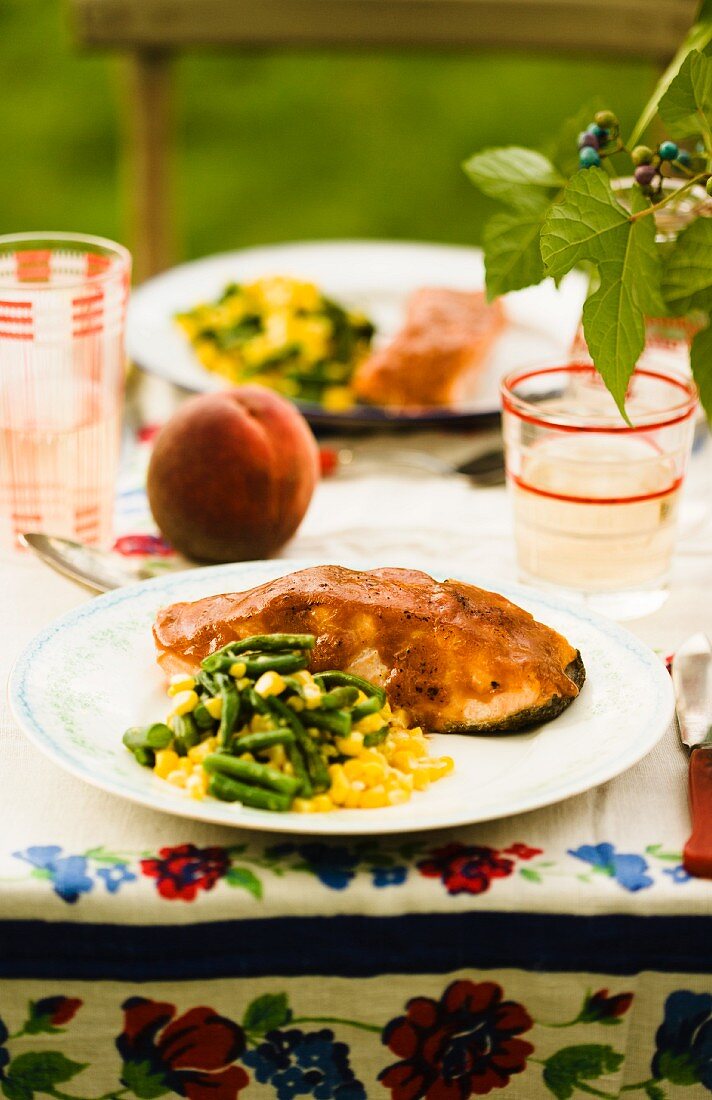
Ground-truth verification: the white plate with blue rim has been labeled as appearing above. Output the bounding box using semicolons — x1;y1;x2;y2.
8;558;673;835
127;240;587;430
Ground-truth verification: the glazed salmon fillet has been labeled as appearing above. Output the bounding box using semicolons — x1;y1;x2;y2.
153;566;584;733
352;288;505;407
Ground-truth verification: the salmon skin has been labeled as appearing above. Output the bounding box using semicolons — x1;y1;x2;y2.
153;565;584;734
352;288;505;408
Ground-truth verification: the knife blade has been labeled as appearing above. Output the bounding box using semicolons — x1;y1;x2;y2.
672;633;712;878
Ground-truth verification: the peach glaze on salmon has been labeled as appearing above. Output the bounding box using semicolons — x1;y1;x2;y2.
153;566;585;734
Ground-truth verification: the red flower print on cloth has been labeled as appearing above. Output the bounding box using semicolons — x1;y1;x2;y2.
502;844;542;861
581;989;634;1023
116;997;248;1100
379;980;534;1099
140;844;230;901
32;996;82;1027
416;844;516;896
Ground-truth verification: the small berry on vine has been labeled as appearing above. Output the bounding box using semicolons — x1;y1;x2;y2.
588;123;609;142
659;141;679;161
594;110;618;130
578;132;599;150
579;146;601;168
676;150;692;168
634;164;658;187
706;176;712;196
631;145;653;166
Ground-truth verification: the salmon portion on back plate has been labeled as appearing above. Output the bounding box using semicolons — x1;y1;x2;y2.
352;288;505;408
153;565;584;734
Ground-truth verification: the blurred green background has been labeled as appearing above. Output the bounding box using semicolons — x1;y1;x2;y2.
3;1;660;264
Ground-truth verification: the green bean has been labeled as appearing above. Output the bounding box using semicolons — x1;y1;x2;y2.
233;729;296;754
303;709;352;737
196;670;219;697
200;634;315;671
316;670;386;706
193;702;216;730
133;747;155;767
319;686;360;710
123;723;173;753
363;726;389;748
172;714;201;754
204;753;301;795
351;694;383;722
216;674;240;749
246;687;271;716
286;741;312;797
204;652;310;677
267;696;329;792
208;772;293;812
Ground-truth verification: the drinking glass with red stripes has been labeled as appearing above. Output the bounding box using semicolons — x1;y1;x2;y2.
501;364;698;620
0;233;131;550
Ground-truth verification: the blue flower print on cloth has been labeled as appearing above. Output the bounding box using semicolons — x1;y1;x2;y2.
96;863;137;893
372;866;408;887
243;1027;367;1099
13;846;93;903
663;864;692;884
568;842;654;892
652;990;712;1090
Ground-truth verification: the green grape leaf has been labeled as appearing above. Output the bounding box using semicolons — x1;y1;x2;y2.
658;49;712;141
662;215;712;314
242;992;292;1035
629;5;712;146
482;204;549;300
463;147;564;210
542;1044;625;1100
7;1053;87;1092
225;866;262;899
644;1083;667;1100
541;168;661;418
519;867;543;883
691;322;712;421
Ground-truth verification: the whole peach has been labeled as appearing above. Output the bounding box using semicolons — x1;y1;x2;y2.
147;386;320;562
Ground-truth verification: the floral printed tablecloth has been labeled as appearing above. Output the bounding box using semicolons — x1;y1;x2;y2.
2;395;712;1100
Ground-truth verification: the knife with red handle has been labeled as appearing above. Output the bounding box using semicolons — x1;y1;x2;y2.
672;634;712;878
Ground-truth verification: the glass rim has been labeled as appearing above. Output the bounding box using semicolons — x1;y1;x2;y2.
0;232;131;292
501;363;698;433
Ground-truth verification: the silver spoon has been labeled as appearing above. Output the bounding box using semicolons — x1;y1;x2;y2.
20;533;164;594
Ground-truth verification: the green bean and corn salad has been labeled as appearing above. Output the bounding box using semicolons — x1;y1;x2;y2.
123;633;454;813
175;276;375;410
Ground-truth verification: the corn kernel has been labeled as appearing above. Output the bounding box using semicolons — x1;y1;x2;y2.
168;673;196;696
186;772;208;799
354;712;386;735
287;696;305;712
336;733;364;756
268;745;287;768
236;677;251;691
303;684;322;709
170;689;199;716
343;758;364;780
154;749;180;779
229;661;248;678
412;767;431;791
391;750;417;773
328;764;350;806
293;798;314;813
293;669;317;688
254;670;286;698
188;739;214;764
166;769;187;788
283;761;294;776
240;752;255;762
392;708;410;728
250;714;273;733
360;786;389;809
344;787;362;809
429;756;455;781
361;761;386;787
178;756;193;775
311;794;335;813
204;697;223;720
387;787;411;806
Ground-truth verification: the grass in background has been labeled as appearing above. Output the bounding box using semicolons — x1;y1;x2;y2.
2;1;658;263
